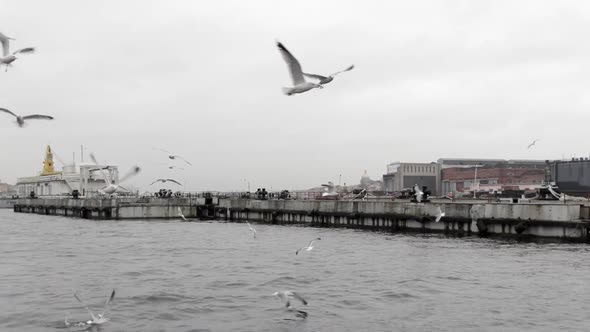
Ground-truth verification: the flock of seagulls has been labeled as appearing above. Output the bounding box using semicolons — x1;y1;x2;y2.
245;222;318;308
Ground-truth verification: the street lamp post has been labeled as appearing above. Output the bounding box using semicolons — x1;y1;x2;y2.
473;165;481;199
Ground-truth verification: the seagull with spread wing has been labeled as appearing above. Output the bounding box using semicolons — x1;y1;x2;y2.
178;207;187;221
247;222;257;238
0;32;35;72
273;290;308;308
150;178;182;186
304;65;354;85
0;107;53;127
89;153;140;195
527;139;539;149
296;238;321;255
435;206;445;222
276;41;323;96
153;148;192;166
70;289;115;326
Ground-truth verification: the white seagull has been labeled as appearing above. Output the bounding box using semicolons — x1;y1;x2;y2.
413;184;424;203
296;237;321;255
247;222;257;238
177;207;187;221
435;206;445;222
150;178;182;186
153;148;192;166
72;289;116;326
90;153;141;195
303;65;354;85
0;107;53;127
0;32;35;72
321;182;338;198
273;290;308;308
527;139;539;149
276;41;323;96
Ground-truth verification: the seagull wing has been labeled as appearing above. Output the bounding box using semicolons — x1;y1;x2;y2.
74;293;97;321
166;179;182;185
119;165;141;183
0;107;17;118
0;33;12;57
100;289;116;317
172;155;192;166
295;248;302;255
22;114;53;121
13;47;35;55
152;147;171;154
276;42;305;85
307;239;316;247
303;73;327;81
330;64;354;77
89;153;112;185
150;179;162;185
291;292;308;305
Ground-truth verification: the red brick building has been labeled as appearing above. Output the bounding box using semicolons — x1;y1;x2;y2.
441;166;545;196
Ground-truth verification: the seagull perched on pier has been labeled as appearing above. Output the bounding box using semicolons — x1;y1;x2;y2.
296;238;321;255
526;139;539;149
0;107;53;127
435;206;445;222
177;207;187;221
0;32;35;72
276;41;323;96
247;222;257;238
151;178;182;186
273;290;308;308
153;148;192;165
71;289;115;326
304;65;354;85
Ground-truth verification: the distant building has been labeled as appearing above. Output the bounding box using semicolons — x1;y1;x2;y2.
15;145;118;197
382;162;440;195
549;158;590;197
438;158;547;196
0;180;15;194
359;170;383;191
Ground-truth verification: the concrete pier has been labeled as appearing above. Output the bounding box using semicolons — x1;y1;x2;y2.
216;199;590;242
13;196;218;220
11;196;590;241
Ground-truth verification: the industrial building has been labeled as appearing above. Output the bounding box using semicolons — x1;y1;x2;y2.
382;162;440;195
550;158;590;197
15;146;118;197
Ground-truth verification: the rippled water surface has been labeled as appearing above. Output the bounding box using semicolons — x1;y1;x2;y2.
1;209;589;331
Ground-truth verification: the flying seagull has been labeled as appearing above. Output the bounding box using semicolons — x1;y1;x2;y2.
247;222;257;238
273;290;308;308
303;65;354;85
435;207;445;222
150;178;182;186
276;41;323;96
0;32;35;72
0;107;53;127
413;184;424;203
177;207;187;221
89;153;140;195
72;289;115;326
527;139;539;149
296;238;321;255
153;148;192;166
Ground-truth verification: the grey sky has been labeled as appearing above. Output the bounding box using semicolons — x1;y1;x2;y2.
2;0;590;191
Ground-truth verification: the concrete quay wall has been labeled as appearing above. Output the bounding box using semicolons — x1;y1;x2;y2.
218;199;590;241
13;197;216;220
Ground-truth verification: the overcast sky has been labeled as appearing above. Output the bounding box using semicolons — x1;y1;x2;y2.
2;0;590;191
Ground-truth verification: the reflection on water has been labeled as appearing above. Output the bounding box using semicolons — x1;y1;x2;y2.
0;209;589;331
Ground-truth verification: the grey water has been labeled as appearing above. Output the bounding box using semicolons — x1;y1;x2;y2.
0;209;589;332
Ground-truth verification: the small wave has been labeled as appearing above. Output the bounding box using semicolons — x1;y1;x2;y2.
132;293;192;304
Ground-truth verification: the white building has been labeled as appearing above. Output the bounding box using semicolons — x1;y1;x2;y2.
15;146;118;197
